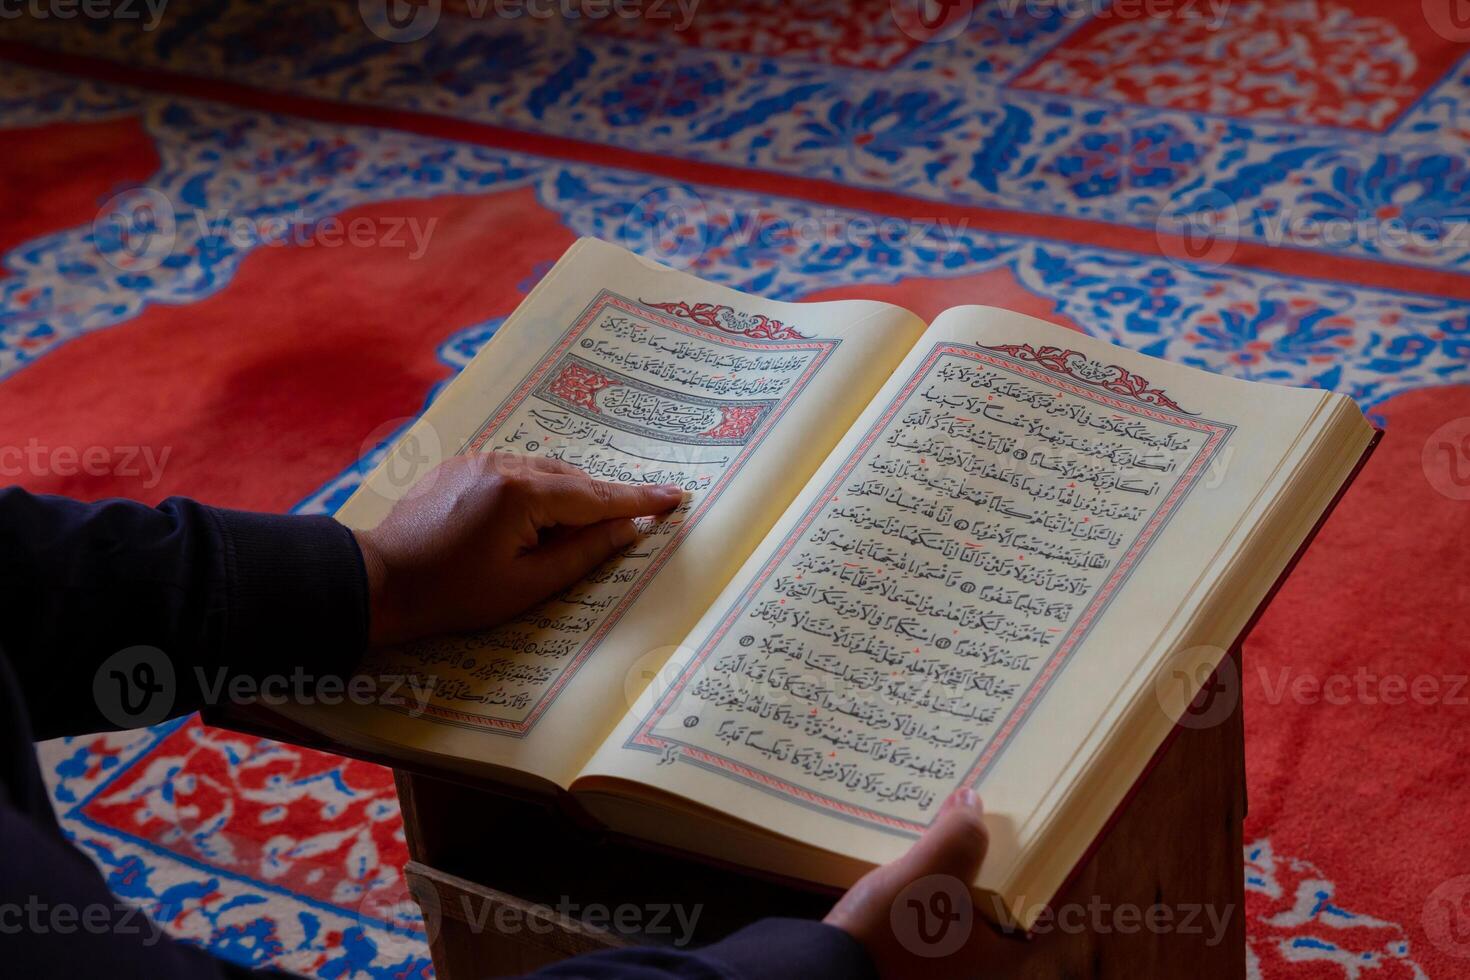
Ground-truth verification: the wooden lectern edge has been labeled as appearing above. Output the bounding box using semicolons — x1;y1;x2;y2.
402;860;637;951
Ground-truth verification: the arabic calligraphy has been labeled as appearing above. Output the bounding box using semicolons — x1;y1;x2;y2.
634;342;1229;829
369;293;835;734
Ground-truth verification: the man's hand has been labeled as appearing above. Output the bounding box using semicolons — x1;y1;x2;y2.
353;453;683;646
826;789;1019;978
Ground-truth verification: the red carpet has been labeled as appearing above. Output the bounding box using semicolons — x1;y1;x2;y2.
3;1;1469;975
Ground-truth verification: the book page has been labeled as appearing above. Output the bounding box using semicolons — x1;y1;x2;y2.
582;306;1343;898
281;239;927;788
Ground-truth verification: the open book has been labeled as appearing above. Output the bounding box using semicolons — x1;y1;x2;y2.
279;238;1376;929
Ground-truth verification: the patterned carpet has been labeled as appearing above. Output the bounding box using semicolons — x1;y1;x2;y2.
3;1;1470;975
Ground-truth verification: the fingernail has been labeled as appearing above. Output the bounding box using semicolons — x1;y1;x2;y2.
612;521;639;547
946;788;980;813
655;484;685;501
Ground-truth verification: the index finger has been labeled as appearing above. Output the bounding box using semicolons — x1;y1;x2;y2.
524;475;685;527
484;452;587;479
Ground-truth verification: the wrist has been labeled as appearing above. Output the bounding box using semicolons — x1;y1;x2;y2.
353;528;401;647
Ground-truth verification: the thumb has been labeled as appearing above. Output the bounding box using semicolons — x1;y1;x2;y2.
823;788;989;969
522;518;639;595
893;789;989;884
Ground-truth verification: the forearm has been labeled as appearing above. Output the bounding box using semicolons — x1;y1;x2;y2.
0;488;369;739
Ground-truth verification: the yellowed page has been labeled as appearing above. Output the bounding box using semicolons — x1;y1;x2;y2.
278;238;927;788
582;306;1358;918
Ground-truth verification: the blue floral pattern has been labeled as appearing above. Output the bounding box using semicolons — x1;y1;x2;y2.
1053;123;1202;199
7;1;1470;270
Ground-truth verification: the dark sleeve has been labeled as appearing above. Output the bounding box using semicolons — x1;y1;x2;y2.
0;487;369;740
530;919;877;980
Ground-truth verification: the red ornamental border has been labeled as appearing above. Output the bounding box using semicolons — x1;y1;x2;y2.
987;343;1192;414
413;292;835;735
639;299;809;341
633;342;1228;833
